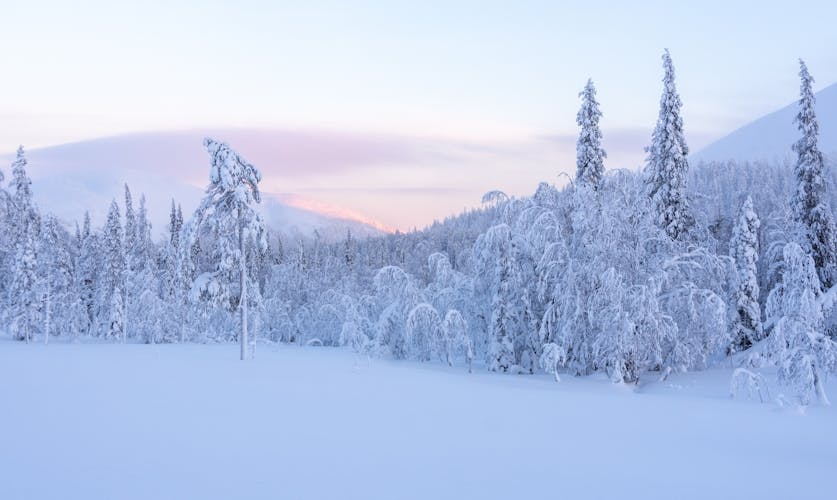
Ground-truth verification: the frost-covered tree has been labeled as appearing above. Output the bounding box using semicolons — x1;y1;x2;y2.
160;199;187;342
122;185;136;340
764;243;836;405
343;229;355;268
9;145;37;241
371;265;421;359
486;226;520;372
443;309;471;371
38;215;72;343
405;303;444;363
730;196;763;352
101;200;126;340
645;49;692;239
576;78;606;188
76;212;98;336
10;224;39;342
124;184;137;265
791;60;837;290
127;194;159;342
187;138;266;360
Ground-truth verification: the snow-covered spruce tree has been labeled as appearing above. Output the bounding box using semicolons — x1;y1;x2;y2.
187;138;266;360
123;184;136;341
38;215;72;344
76;212;99;336
9;145;37;243
645;49;693;240
129;194;161;343
576;78;606;189
0;159;11;324
764;243;836;405
101;200;126;341
160;199;186;342
124;184;137;266
791;60;837;290
67;221;89;339
10;223;39;342
730;196;763;352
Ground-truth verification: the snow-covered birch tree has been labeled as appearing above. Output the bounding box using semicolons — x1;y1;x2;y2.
764;243;836;405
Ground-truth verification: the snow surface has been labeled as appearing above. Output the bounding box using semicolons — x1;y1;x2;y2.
1;340;835;500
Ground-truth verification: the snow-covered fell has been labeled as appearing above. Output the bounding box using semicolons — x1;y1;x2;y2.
695;82;837;163
6;131;386;241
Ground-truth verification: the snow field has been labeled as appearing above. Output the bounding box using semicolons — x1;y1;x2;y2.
1;340;835;500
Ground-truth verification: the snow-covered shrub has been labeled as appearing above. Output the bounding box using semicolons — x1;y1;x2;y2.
539;343;565;382
729;368;770;403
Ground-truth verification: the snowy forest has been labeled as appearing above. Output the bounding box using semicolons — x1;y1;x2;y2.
2;51;836;406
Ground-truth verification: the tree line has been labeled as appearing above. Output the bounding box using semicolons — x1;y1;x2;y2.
1;51;835;404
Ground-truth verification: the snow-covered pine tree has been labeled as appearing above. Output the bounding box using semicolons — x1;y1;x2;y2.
187;138;266;360
576;78;606;188
730;196;763;352
791;59;837;290
645;49;693;240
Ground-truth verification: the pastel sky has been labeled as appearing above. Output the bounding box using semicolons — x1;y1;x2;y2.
3;0;837;230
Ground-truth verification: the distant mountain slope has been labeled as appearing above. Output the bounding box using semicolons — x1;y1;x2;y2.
6;130;387;241
694;82;837;163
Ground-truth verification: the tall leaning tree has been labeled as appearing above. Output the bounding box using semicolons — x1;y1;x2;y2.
575;78;606;189
645;49;692;240
188;138;266;360
791;59;837;290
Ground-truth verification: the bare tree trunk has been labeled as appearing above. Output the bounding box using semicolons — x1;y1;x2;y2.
240;221;248;361
814;364;831;406
44;287;51;345
123;286;128;344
